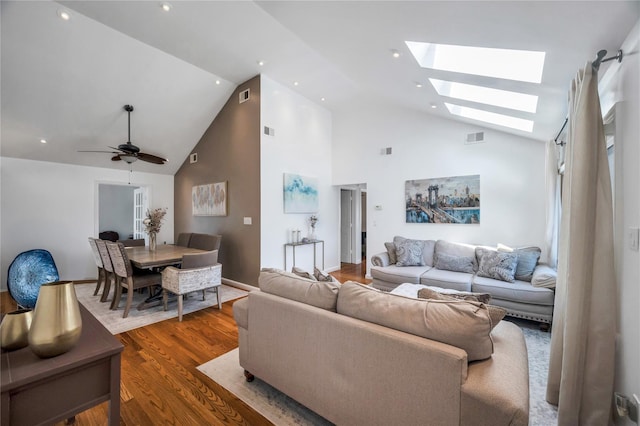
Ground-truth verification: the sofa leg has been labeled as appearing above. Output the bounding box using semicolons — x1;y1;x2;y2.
244;370;255;382
539;322;550;332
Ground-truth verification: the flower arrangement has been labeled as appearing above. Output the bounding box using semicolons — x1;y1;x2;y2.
143;208;167;235
309;215;318;230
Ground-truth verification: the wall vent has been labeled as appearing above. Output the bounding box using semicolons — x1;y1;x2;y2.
264;126;275;136
380;147;393;155
465;132;485;144
239;89;250;104
190;153;198;164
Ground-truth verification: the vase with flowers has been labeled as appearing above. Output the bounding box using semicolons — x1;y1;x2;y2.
309;215;318;241
143;207;167;251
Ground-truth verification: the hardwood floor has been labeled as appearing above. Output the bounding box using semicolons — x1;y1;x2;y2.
0;263;370;426
330;261;372;284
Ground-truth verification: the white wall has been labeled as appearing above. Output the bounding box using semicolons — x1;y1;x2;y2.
609;20;640;425
260;75;339;273
1;157;174;289
332;98;547;273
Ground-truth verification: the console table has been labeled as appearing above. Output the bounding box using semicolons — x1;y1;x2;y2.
1;304;123;425
284;240;325;271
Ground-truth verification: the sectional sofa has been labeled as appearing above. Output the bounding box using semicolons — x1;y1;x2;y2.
371;237;557;325
233;269;530;425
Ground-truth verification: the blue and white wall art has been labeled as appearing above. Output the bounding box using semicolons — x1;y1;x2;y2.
405;174;480;224
283;173;319;213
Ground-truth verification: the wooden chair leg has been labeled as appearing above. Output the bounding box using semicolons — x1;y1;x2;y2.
178;295;184;321
93;268;104;296
123;279;134;318
110;277;122;310
202;289;206;301
215;286;222;309
101;273;112;302
163;289;168;311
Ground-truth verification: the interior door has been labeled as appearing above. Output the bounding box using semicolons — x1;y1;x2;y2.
133;187;148;240
340;189;353;263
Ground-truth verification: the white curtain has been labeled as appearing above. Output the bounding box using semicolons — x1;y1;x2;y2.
546;63;617;424
544;139;561;268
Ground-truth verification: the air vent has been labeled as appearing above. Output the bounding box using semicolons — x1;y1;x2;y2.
264;126;275;136
380;147;393;155
190;153;198;164
465;132;485;144
239;89;250;104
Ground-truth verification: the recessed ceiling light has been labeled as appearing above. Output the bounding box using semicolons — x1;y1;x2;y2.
430;103;437;109
416;83;423;88
429;78;538;113
257;60;265;66
321;97;326;101
391;49;401;58
293;81;299;86
40;139;47;144
215;80;220;85
406;41;545;83
57;9;71;20
160;2;172;12
445;103;534;132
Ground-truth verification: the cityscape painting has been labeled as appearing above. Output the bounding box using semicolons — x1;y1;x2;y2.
405;175;480;224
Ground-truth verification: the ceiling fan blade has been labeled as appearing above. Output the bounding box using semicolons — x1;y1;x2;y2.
137;152;167;164
108;145;128;153
78;150;119;154
111;155;122;161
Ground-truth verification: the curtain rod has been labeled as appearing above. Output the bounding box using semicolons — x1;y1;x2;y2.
592;49;623;71
554;118;568;146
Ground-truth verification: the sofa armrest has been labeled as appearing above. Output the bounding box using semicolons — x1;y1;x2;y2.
233;297;248;329
371;251;390;267
531;263;557;288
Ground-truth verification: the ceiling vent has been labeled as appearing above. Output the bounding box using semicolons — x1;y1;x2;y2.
190;153;198;164
380;147;393;155
465;131;485;144
239;89;250;104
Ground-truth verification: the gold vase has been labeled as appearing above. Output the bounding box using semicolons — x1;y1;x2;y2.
28;281;82;358
0;308;33;351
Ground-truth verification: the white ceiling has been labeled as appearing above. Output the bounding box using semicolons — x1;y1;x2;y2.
2;1;638;175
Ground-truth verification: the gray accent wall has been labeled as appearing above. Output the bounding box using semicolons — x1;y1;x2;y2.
99;183;137;240
174;76;261;286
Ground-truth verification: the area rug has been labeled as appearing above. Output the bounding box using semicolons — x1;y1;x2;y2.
198;321;558;426
75;283;248;335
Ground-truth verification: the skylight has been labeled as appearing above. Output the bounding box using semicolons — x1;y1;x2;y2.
429;79;538;113
445;103;534;132
406;42;545;83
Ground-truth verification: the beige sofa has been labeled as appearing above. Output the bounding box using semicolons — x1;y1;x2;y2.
371;238;557;325
233;269;529;425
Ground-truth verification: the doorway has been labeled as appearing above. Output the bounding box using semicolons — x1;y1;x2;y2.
339;184;367;265
97;183;148;241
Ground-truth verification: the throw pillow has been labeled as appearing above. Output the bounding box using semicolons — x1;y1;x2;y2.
497;244;541;282
259;268;340;311
292;266;316;281
486;305;507;329
433;252;475;274
476;248;518;283
314;267;335;282
417;287;492;304
395;239;426;266
384;242;398;264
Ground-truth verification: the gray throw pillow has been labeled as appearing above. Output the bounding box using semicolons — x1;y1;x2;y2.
476;248;518;283
417;287;492;304
433;252;475;273
314;267;335;282
498;244;541;282
395;239;425;266
384;242;397;264
292;266;316;281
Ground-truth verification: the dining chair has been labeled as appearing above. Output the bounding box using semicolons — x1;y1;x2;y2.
176;233;192;247
95;239;115;303
106;241;162;318
118;238;145;247
161;250;222;321
188;233;222;251
88;238;105;296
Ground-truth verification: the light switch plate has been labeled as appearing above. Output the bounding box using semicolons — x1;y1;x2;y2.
243;217;252;225
629;227;639;251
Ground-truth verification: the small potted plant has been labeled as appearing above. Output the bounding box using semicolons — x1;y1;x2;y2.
309;215;318;240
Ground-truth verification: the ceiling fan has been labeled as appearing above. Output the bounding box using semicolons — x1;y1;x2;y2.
79;105;167;165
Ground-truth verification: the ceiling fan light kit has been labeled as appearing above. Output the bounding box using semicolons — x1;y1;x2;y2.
78;104;167;165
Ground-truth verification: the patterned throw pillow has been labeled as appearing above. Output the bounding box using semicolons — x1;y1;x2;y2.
291;266;316;281
417;287;492;304
476;248;518;283
433;252;475;273
314;267;335;282
395;239;425;266
497;244;541;282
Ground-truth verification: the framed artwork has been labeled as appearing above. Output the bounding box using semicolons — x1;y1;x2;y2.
283;173;319;213
405;174;480;224
192;182;227;216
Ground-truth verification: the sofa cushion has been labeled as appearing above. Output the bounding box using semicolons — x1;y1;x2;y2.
434;252;476;274
259;268;340;311
472;275;555;306
384;242;398;264
531;264;557;288
420;268;473;291
395;239;426;266
434;240;478;271
476;248;518;283
498;244;541;282
417;287;492;304
337;281;495;361
371;265;431;285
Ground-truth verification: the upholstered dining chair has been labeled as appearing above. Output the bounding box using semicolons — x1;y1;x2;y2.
118;238;145;247
188;233;222;251
176;233;192;247
106;241;162;318
95;239;115;303
161;250;222;321
88;238;105;296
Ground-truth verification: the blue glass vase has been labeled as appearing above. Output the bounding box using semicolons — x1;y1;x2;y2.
7;249;59;308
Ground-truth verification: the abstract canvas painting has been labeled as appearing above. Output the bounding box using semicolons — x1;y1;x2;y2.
283;173;319;213
192;182;227;216
405;175;480;224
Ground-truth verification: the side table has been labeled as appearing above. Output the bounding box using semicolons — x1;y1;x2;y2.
284;240;325;271
1;303;123;425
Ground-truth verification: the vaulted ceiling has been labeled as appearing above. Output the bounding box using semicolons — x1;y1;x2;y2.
2;1;638;175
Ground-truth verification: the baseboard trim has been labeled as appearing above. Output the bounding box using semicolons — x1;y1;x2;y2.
222;278;256;292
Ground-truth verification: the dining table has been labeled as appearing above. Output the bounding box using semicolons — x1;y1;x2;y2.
125;244;207;309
